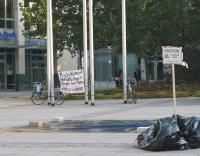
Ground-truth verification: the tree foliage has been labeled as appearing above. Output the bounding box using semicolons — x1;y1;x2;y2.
20;0;147;56
20;0;200;82
20;0;83;57
141;0;200;82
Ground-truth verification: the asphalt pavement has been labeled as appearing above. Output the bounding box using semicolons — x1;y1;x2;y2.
0;95;200;155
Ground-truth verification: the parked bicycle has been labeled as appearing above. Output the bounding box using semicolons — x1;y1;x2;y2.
127;80;137;104
31;85;65;105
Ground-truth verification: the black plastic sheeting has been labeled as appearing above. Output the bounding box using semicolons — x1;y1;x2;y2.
136;115;200;151
46;120;153;133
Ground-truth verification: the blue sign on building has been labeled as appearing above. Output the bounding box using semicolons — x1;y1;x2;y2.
0;31;16;39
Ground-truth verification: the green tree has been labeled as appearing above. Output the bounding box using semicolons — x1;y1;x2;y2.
20;0;147;56
93;0;149;56
20;0;200;82
20;0;83;57
141;0;200;82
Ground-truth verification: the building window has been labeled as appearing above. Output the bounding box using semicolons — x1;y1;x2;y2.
0;0;14;29
0;1;5;19
7;0;13;18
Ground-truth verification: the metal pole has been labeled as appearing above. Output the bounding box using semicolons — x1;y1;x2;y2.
172;64;176;120
47;0;51;104
47;0;55;106
83;0;88;104
89;0;95;106
122;0;127;103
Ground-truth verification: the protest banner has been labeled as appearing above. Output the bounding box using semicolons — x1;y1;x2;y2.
58;70;85;94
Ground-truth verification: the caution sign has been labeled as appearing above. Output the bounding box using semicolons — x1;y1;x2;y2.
162;46;183;64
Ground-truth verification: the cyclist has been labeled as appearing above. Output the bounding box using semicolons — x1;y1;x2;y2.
127;76;137;104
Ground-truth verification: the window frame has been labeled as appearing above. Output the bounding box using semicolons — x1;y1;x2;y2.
0;0;14;29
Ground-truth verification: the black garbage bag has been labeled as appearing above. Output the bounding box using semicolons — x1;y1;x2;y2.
136;115;200;151
177;116;200;149
136;116;188;151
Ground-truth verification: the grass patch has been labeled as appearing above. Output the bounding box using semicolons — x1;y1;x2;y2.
193;91;200;97
63;83;200;100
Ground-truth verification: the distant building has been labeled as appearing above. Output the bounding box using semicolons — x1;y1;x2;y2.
94;48;146;82
145;56;164;81
0;0;78;91
0;0;47;91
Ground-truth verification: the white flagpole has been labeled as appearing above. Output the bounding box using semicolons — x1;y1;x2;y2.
122;0;127;103
47;0;51;104
83;0;89;104
89;0;95;106
47;0;55;106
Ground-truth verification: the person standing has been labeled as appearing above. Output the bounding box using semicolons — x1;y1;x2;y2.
134;72;138;85
115;70;122;87
114;72;120;87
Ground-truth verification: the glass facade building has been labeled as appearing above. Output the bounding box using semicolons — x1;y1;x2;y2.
0;0;47;91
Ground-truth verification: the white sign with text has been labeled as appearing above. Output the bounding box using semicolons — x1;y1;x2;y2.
58;70;85;94
162;46;183;64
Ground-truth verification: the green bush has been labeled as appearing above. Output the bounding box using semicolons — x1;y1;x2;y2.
62;82;200;100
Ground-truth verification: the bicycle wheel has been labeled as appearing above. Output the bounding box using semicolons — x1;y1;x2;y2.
31;92;46;105
54;91;65;105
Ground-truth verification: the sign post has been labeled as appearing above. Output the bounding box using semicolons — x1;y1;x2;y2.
162;46;188;120
172;64;176;118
